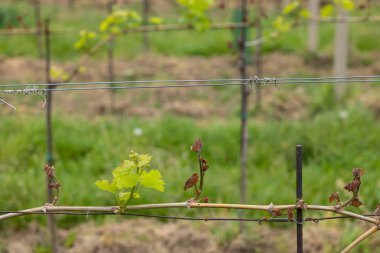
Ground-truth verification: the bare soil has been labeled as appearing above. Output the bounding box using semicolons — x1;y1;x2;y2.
1;218;347;253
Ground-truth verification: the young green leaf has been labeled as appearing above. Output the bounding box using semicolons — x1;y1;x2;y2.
282;1;300;15
149;17;162;25
140;169;165;192
95;180;117;194
335;0;354;11
137;154;152;168
95;151;165;211
112;163;139;189
321;4;335;17
119;192;141;201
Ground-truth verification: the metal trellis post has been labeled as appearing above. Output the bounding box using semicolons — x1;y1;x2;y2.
143;0;150;50
44;19;58;253
296;145;303;253
255;0;263;110
239;0;249;231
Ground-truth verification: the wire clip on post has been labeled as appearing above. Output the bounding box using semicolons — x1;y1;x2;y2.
245;76;277;93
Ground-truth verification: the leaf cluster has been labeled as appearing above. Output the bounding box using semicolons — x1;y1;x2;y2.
321;0;355;17
183;138;209;202
177;0;214;31
95;151;165;212
329;168;365;208
99;9;142;34
272;0;310;37
74;30;97;51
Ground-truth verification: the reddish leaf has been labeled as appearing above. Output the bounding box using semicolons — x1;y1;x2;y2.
44;165;54;178
351;198;363;207
329;192;340;203
271;208;282;217
344;180;360;192
48;182;61;189
352;168;365;178
287;207;294;221
183;173;199;191
202;163;209;172
191;138;203;152
203;197;209;203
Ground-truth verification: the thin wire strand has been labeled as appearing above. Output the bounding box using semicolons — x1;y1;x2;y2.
1;76;379;90
1;79;378;93
0;79;246;88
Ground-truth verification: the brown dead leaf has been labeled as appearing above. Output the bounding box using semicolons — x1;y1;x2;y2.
344;180;360;192
44;164;54;178
271;208;282;217
328;192;340;203
351;198;363;207
183;173;199;191
287;207;294;221
191;138;203;152
352;168;365;178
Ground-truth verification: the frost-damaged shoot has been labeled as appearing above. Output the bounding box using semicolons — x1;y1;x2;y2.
329;168;365;209
44;165;61;205
95;151;165;212
184;138;209;203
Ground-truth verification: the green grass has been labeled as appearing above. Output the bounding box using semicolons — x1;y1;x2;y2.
1;105;380;229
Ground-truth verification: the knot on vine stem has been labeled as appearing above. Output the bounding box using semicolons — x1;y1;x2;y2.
295;199;308;210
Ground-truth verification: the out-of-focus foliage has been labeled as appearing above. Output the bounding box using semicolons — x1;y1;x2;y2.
177;0;214;31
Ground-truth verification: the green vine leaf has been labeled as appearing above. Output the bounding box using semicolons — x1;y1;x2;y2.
177;0;214;31
140;169;165;192
282;1;300;15
321;4;335;17
74;30;97;51
149;17;162;25
95;151;165;211
50;66;70;82
95;180;117;194
112;164;139;189
334;0;355;11
119;192;140;201
99;9;142;34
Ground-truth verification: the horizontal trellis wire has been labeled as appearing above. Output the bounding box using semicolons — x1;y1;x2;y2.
0;75;380;92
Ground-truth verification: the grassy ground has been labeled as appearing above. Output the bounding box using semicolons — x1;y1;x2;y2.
1;1;380;252
1;105;380;227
